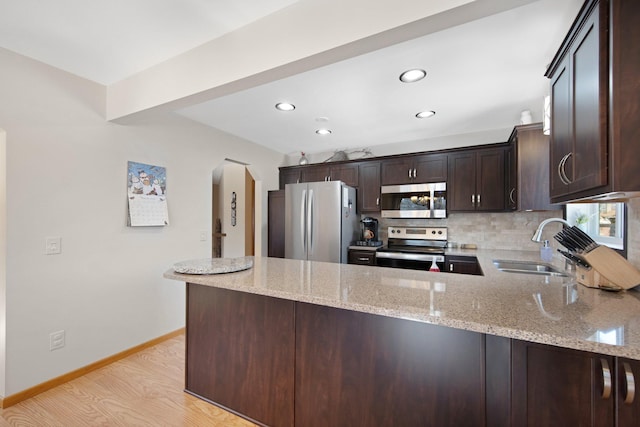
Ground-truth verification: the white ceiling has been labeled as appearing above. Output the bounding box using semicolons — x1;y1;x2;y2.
0;0;583;156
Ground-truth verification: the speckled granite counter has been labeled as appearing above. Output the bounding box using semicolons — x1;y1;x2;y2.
164;251;640;360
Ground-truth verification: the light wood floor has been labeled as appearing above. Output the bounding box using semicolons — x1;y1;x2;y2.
0;333;257;426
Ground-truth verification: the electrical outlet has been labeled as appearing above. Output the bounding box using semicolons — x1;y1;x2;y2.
50;330;65;351
45;237;62;255
199;230;208;241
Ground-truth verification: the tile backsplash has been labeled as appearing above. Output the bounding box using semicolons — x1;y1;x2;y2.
365;197;640;269
375;210;564;252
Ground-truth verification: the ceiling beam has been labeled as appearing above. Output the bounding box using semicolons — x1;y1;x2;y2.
106;0;536;123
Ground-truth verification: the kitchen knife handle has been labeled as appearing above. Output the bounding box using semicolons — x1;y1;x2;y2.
601;358;612;399
623;362;636;404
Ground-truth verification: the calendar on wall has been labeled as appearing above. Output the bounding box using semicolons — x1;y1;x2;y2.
127;161;169;226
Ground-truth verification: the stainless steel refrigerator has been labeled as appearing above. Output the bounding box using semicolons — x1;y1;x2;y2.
285;181;358;263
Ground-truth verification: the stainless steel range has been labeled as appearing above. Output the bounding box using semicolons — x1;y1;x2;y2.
376;226;447;271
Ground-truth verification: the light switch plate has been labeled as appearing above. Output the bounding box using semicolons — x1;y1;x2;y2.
50;330;65;351
45;237;61;255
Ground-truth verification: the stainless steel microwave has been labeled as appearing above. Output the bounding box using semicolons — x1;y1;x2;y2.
380;182;446;218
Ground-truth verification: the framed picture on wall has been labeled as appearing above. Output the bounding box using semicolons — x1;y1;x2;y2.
127;161;169;226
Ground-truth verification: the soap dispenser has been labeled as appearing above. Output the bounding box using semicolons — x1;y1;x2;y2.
429;257;440;272
540;240;553;262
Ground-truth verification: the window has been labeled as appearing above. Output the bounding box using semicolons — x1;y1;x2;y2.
565;202;625;250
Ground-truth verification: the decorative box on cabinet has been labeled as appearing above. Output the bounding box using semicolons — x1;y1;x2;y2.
545;0;640;202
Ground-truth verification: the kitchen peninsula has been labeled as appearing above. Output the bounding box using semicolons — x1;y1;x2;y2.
165;253;640;427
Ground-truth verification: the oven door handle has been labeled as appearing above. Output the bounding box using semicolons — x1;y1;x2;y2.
376;252;443;262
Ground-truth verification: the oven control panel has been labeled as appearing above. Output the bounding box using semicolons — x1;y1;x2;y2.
387;226;447;241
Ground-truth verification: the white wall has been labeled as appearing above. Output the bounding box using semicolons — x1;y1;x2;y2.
0;128;6;398
0;47;283;396
284;127;514;166
221;162;246;257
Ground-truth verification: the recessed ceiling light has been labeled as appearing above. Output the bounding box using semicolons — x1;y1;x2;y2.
316;129;332;135
399;69;426;83
416;110;436;119
275;102;295;111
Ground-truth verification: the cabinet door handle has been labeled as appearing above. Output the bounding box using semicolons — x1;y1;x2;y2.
471;194;475;205
477;194;481;207
408;168;412;179
376;197;380;206
413;168;417;179
358;257;370;262
449;264;454;272
509;188;516;204
623;362;636;404
601;358;612;399
557;154;568;184
558;153;573;185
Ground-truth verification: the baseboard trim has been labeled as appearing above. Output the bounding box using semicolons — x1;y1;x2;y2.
0;327;185;409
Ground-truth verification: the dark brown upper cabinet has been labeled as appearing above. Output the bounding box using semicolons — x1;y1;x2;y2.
507;123;557;211
279;167;301;189
448;146;506;212
357;161;381;212
279;162;359;189
545;0;640;203
380;153;447;186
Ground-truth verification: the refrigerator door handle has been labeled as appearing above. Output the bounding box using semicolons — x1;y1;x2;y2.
300;189;307;253
307;189;314;255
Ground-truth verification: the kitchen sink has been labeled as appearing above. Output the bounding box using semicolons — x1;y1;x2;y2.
492;260;570;277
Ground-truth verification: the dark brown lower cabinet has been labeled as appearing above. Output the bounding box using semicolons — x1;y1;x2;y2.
268;190;285;257
186;284;295;427
347;249;376;265
184;282;640;427
616;358;640;426
512;340;614;427
295;302;485;427
445;255;482;275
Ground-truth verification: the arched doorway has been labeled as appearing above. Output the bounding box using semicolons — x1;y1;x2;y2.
211;159;261;258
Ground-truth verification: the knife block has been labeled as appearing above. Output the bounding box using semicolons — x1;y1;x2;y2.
575;246;640;290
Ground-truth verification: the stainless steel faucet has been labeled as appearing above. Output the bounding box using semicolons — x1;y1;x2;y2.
531;218;572;242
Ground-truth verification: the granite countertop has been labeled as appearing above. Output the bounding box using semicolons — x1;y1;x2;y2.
164;251;640;360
